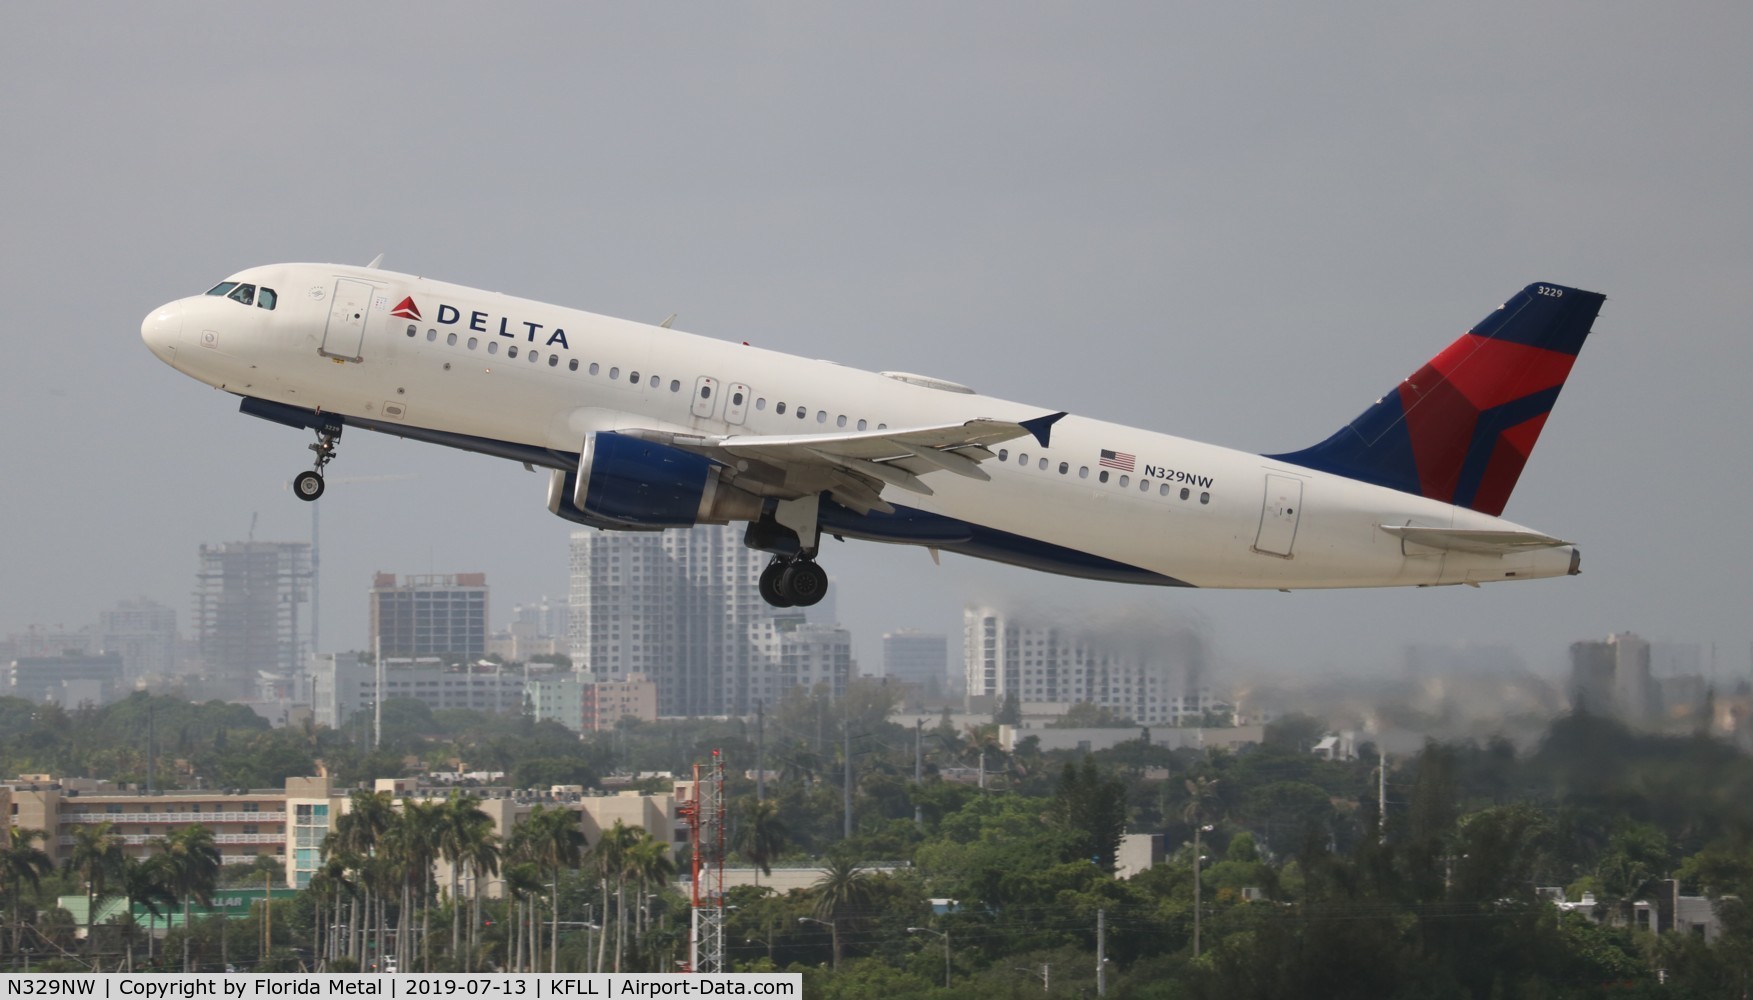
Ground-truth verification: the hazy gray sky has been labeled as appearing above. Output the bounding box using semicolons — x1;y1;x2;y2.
3;4;1749;681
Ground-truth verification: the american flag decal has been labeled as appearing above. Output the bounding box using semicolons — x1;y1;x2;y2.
1099;449;1135;472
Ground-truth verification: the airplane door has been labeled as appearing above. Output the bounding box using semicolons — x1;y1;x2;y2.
1254;474;1303;557
691;376;720;419
724;383;750;425
320;277;376;362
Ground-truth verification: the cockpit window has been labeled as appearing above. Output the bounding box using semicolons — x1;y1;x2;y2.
206;282;238;297
226;283;255;306
257;287;277;310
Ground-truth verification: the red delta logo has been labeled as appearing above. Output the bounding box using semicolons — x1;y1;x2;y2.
389;297;422;321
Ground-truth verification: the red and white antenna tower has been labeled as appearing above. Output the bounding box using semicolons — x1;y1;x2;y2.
682;750;727;973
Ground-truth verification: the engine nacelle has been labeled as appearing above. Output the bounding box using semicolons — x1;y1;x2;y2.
546;432;763;530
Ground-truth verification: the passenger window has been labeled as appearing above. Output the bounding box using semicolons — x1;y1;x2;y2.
257;288;277;310
698;383;708;397
227;283;255;306
670;379;681;392
508;346;519;358
549;355;559;367
857;419;867;431
488;342;499;355
1160;483;1170;496
1018;453;1028;465
568;359;579;371
797;407;807;420
446;332;457;346
733;391;745;406
589;362;599;375
817;411;827;423
468;337;478;350
776;402;786;415
1039;458;1048;471
836;414;846;427
1059;462;1069;475
1099;470;1109;483
756;398;766;410
1139;479;1149;491
1079;466;1089;479
406;326;417;338
529;350;540;363
1200;492;1210;504
609;367;619;379
206;282;238;297
1119;475;1129;487
630;372;640;384
1180;487;1190;500
427;329;437;342
878;423;887;429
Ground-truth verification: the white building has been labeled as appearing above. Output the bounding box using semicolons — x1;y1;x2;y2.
883;630;950;696
964;606;1211;726
568;524;840;716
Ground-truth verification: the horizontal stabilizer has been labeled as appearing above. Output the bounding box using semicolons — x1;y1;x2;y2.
1379;524;1571;555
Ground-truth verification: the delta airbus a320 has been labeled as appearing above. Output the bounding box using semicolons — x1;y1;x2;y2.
142;260;1603;608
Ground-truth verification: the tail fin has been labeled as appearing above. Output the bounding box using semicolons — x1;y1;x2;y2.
1267;282;1604;516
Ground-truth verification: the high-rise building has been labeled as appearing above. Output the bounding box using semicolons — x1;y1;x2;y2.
568;524;835;716
883;630;950;696
369;573;489;660
7;652;124;705
97;598;179;681
193;542;312;690
963;606;1210;725
1569;632;1657;723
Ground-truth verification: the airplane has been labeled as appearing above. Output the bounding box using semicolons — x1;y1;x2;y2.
142;262;1603;609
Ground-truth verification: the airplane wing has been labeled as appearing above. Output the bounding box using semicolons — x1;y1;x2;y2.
623;411;1065;515
1378;525;1572;555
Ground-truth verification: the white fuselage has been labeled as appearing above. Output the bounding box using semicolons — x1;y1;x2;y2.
142;263;1579;589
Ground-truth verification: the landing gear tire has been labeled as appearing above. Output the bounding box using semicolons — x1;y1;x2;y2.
781;560;829;607
293;470;325;502
759;561;794;608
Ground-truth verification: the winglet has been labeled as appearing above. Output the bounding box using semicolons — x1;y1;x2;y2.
1020;411;1068;447
365;253;385;270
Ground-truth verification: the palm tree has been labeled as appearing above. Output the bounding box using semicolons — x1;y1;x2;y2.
591;820;639;973
389;798;445;971
520;806;586;973
809;853;876;971
65;822;123;967
624;832;675;946
736;799;788;888
0;827;54;954
116;855;176;969
331;790;395;967
155;825;221;973
437;793;498;964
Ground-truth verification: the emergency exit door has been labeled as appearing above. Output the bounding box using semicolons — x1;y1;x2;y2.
320;277;376;362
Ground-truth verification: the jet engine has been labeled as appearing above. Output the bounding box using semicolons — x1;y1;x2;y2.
546;431;763;530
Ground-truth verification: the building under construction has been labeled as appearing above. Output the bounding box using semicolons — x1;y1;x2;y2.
193;541;311;691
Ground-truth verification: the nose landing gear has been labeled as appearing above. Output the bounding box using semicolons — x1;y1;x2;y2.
292;424;341;502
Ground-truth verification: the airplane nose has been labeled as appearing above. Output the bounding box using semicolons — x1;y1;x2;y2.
141;303;182;362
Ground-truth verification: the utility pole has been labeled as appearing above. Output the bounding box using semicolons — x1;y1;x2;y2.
914;719;924;827
756;701;766;803
843;720;854;840
1193;823;1206;959
1096;908;1107;997
1378;746;1388;845
373;635;383;750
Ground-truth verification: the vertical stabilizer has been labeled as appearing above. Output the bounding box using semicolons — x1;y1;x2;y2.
1267;283;1604;515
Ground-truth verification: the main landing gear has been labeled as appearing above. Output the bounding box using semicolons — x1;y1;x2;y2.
292;424;341;502
759;557;829;608
749;495;831;608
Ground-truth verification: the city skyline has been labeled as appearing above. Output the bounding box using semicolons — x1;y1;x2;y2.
3;5;1751;700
